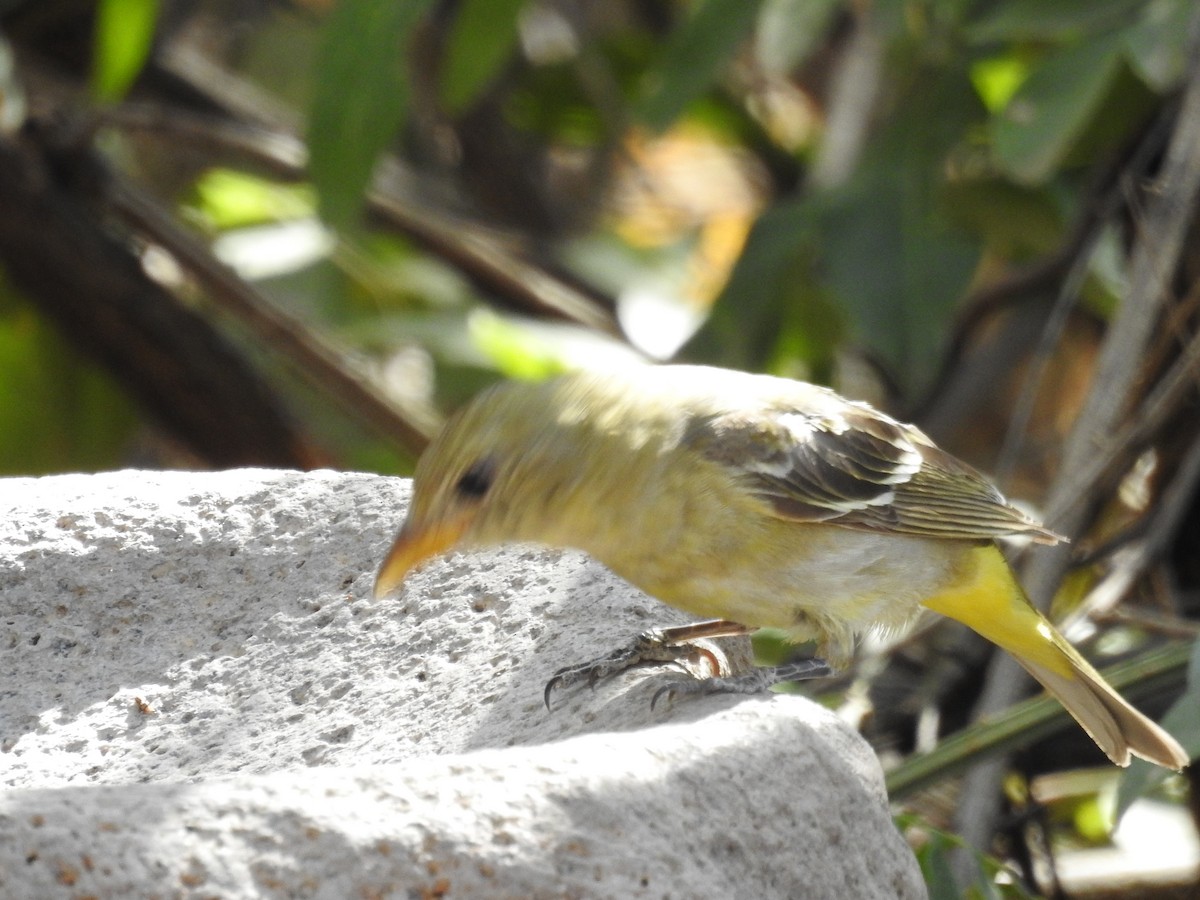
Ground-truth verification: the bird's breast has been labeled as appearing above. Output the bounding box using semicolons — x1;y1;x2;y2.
588;508;965;656
515;435;968;654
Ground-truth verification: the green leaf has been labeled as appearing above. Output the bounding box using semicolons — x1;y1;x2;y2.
686;217;844;380
923;836;963;900
1058;59;1157;170
991;32;1125;185
441;0;526;112
820;179;979;395
637;0;766;132
308;0;434;230
968;0;1143;43
189;169;315;230
818;71;983;395
1123;0;1195;91
691;65;983;395
898;813;1038;900
468;310;569;380
682;199;815;371
970;54;1031;113
91;0;161;101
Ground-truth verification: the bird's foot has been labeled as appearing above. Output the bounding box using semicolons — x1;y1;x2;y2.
544;619;752;709
650;657;833;710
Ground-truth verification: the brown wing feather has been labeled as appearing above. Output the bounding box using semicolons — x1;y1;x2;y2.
688;399;1062;544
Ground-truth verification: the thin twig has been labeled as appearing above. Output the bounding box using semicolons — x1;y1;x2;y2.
993;105;1181;487
993;229;1096;487
106;174;442;456
1061;421;1200;639
105;102;625;337
102;104;309;179
913;101;1179;432
367;168;625;336
1092;606;1200;641
1072;424;1200;633
1044;304;1200;529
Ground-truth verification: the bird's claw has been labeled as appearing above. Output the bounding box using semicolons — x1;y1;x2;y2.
544;626;832;710
544;628;722;710
649;657;833;710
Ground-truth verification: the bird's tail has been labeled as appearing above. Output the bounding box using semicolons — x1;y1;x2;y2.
923;545;1188;771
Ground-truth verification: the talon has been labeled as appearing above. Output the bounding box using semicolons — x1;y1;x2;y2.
542;625;730;709
650;683;678;711
543;676;561;711
777;658;833;682
648;657;834;709
542;662;596;709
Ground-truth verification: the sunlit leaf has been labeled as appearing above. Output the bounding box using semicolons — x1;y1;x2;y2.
991;32;1125;184
441;0;526;112
1072;792;1115;842
190;169;315;230
637;0;765;132
308;0;434;230
971;55;1030;113
468;310;567;380
92;0;161;101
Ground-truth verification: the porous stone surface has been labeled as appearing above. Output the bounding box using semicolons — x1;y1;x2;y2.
0;469;924;899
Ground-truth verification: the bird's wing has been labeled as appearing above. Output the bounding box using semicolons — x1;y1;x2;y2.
685;395;1061;544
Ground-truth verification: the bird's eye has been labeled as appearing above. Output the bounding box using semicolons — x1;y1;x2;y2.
455;458;495;499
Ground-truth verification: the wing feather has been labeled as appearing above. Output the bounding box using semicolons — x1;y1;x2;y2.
686;396;1061;544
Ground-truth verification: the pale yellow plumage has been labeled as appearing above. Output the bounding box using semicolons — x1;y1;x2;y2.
374;365;1188;771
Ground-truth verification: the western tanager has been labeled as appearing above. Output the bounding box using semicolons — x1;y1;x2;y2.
374;365;1188;770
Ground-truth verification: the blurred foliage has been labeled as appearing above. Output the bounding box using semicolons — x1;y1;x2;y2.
0;287;138;473
0;0;1198;895
897;812;1040;900
308;0;430;229
6;0;1192;470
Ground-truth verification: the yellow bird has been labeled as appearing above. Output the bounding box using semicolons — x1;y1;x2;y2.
373;365;1187;770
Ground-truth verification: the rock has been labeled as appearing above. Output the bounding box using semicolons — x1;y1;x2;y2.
0;469;924;899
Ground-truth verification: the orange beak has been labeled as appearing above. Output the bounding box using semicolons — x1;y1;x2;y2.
372;516;470;600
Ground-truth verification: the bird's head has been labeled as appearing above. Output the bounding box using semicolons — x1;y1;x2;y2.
371;377;599;600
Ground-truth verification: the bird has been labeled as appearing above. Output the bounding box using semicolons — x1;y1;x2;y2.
373;364;1188;771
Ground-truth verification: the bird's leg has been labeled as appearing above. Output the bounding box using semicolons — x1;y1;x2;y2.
649;657;833;710
544;619;753;709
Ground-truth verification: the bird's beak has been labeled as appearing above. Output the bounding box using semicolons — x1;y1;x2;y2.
372;516;469;600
